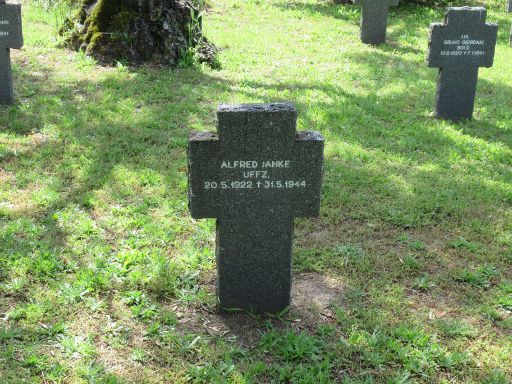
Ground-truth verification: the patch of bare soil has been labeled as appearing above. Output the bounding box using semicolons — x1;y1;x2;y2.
174;273;346;347
291;272;344;323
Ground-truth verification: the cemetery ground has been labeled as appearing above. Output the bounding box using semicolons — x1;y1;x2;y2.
1;0;512;382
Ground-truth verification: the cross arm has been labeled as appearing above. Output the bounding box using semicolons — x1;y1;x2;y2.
427;19;497;69
291;131;324;218
426;23;447;68
0;3;23;49
188;132;221;219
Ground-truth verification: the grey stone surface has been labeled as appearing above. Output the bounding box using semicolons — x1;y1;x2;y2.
427;7;497;121
188;103;324;313
354;0;399;45
0;0;23;105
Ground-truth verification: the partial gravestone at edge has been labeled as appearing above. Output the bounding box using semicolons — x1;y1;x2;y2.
507;0;512;45
0;0;23;105
354;0;399;45
188;103;324;313
427;7;498;122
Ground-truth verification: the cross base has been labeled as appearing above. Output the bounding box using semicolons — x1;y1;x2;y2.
434;65;479;122
0;48;14;105
216;216;293;313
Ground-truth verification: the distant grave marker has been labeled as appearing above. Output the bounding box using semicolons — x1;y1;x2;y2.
508;0;512;45
188;103;324;313
0;0;23;105
354;0;399;45
427;7;497;121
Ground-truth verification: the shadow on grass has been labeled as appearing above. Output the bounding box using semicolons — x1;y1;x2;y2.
2;37;511;290
1;61;235;381
0;63;229;297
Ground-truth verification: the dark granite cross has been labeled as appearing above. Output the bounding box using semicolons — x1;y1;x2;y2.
188;103;324;313
354;0;399;45
427;7;497;121
0;0;23;105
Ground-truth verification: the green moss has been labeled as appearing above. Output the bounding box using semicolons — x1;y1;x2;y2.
85;31;104;54
111;10;137;34
79;0;138;46
83;0;136;32
88;0;120;31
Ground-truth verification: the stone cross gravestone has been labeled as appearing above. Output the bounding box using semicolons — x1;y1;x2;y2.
354;0;399;45
427;7;498;121
0;0;23;105
188;103;324;313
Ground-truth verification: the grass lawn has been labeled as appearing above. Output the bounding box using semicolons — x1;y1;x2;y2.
1;0;512;382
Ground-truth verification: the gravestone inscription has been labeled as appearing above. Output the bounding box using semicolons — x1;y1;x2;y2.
354;0;399;45
0;0;23;105
427;7;497;121
188;103;324;313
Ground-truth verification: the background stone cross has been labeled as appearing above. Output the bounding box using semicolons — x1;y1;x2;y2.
188;103;324;313
354;0;399;45
427;7;497;121
507;0;512;45
0;0;23;105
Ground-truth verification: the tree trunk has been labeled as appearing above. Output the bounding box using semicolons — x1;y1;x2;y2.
60;0;217;67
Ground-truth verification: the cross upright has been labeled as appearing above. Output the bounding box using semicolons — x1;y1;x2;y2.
354;0;399;45
0;0;23;105
188;103;324;313
427;7;497;121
